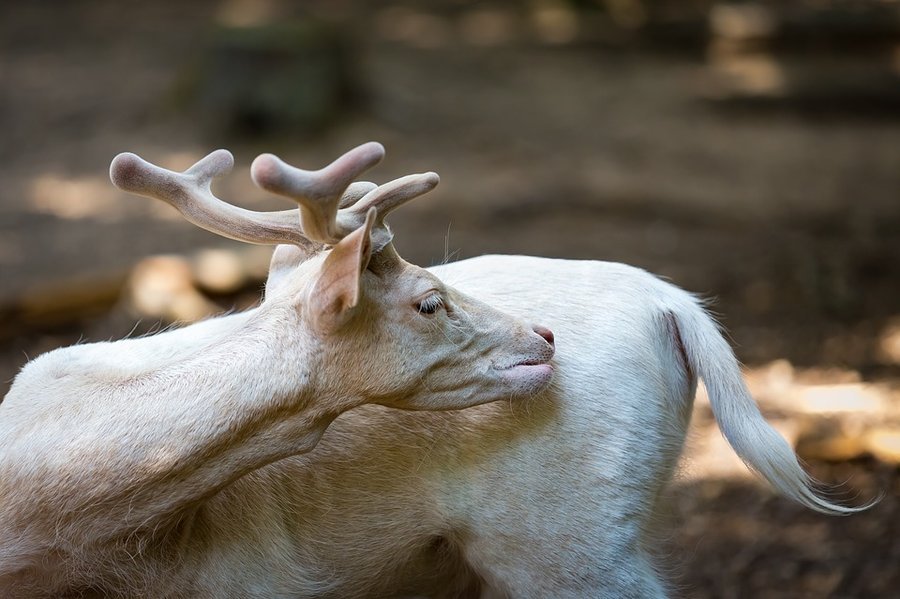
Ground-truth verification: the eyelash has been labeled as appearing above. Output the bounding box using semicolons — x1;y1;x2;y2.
417;293;444;315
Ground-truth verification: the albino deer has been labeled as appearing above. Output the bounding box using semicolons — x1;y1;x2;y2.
0;143;865;598
0;143;555;597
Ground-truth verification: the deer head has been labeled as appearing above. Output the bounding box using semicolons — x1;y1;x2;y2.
109;143;556;413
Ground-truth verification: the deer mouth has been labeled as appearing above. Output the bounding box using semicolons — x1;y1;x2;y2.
494;356;555;394
493;355;553;371
511;358;549;367
495;342;556;371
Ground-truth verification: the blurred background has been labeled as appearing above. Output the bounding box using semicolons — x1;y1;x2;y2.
1;0;898;596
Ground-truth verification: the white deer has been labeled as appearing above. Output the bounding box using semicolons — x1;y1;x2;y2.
0;143;865;598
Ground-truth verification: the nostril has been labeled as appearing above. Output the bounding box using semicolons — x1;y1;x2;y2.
533;324;555;347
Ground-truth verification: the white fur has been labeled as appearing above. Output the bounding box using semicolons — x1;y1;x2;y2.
0;253;859;598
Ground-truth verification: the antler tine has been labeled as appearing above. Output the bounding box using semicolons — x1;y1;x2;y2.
346;172;440;227
325;172;440;254
251;142;385;245
340;181;379;209
110;150;311;247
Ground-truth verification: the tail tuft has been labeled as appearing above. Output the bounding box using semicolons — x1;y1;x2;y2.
664;297;876;515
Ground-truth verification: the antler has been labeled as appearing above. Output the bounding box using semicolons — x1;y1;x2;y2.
108;143;391;250
252;150;439;253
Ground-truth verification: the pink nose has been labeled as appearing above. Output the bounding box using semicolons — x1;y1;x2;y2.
533;324;555;347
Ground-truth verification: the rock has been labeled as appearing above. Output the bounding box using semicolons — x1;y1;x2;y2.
866;427;900;464
126;255;218;323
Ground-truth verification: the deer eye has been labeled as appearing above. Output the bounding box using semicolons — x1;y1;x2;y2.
417;293;444;315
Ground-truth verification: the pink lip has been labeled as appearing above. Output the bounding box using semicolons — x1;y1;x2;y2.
513;358;546;367
499;362;555;389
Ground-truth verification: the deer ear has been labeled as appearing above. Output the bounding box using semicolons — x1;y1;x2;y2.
307;208;376;334
265;243;315;297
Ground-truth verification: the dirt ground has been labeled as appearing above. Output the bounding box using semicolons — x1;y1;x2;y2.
1;1;898;597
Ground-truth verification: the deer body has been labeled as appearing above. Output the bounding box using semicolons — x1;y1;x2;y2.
0;144;862;597
0;255;689;598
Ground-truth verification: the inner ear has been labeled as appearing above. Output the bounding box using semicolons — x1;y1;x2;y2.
307;209;376;334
